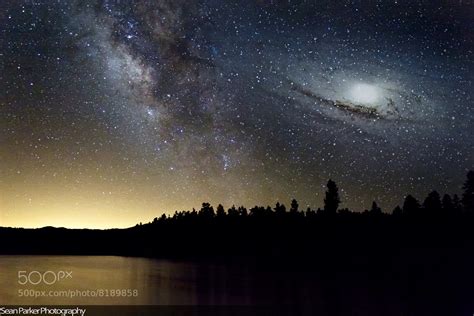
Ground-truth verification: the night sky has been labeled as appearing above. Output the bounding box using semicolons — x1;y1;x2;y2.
1;0;473;228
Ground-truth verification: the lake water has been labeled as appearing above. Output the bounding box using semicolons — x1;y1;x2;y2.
0;255;330;306
0;255;470;315
0;256;263;305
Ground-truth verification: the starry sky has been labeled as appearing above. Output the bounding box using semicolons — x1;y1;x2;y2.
1;0;473;228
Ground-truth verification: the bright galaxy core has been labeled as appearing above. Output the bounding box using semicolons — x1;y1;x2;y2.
0;0;473;228
349;83;380;105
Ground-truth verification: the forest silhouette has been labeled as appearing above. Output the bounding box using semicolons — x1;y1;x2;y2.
1;170;473;259
143;170;474;226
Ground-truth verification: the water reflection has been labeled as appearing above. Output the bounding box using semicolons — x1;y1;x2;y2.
0;256;274;305
1;255;467;315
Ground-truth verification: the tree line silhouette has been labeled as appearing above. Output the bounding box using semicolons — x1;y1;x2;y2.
142;170;474;226
0;170;473;260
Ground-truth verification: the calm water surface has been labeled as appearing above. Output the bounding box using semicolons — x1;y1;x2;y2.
0;255;468;315
0;256;321;306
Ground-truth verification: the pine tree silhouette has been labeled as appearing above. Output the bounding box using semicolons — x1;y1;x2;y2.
423;191;442;215
290;199;299;214
216;204;226;217
370;201;382;215
462;170;474;213
392;205;402;216
324;179;340;214
403;195;420;216
441;194;453;213
452;194;462;213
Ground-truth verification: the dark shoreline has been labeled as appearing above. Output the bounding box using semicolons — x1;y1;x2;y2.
2;213;474;258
